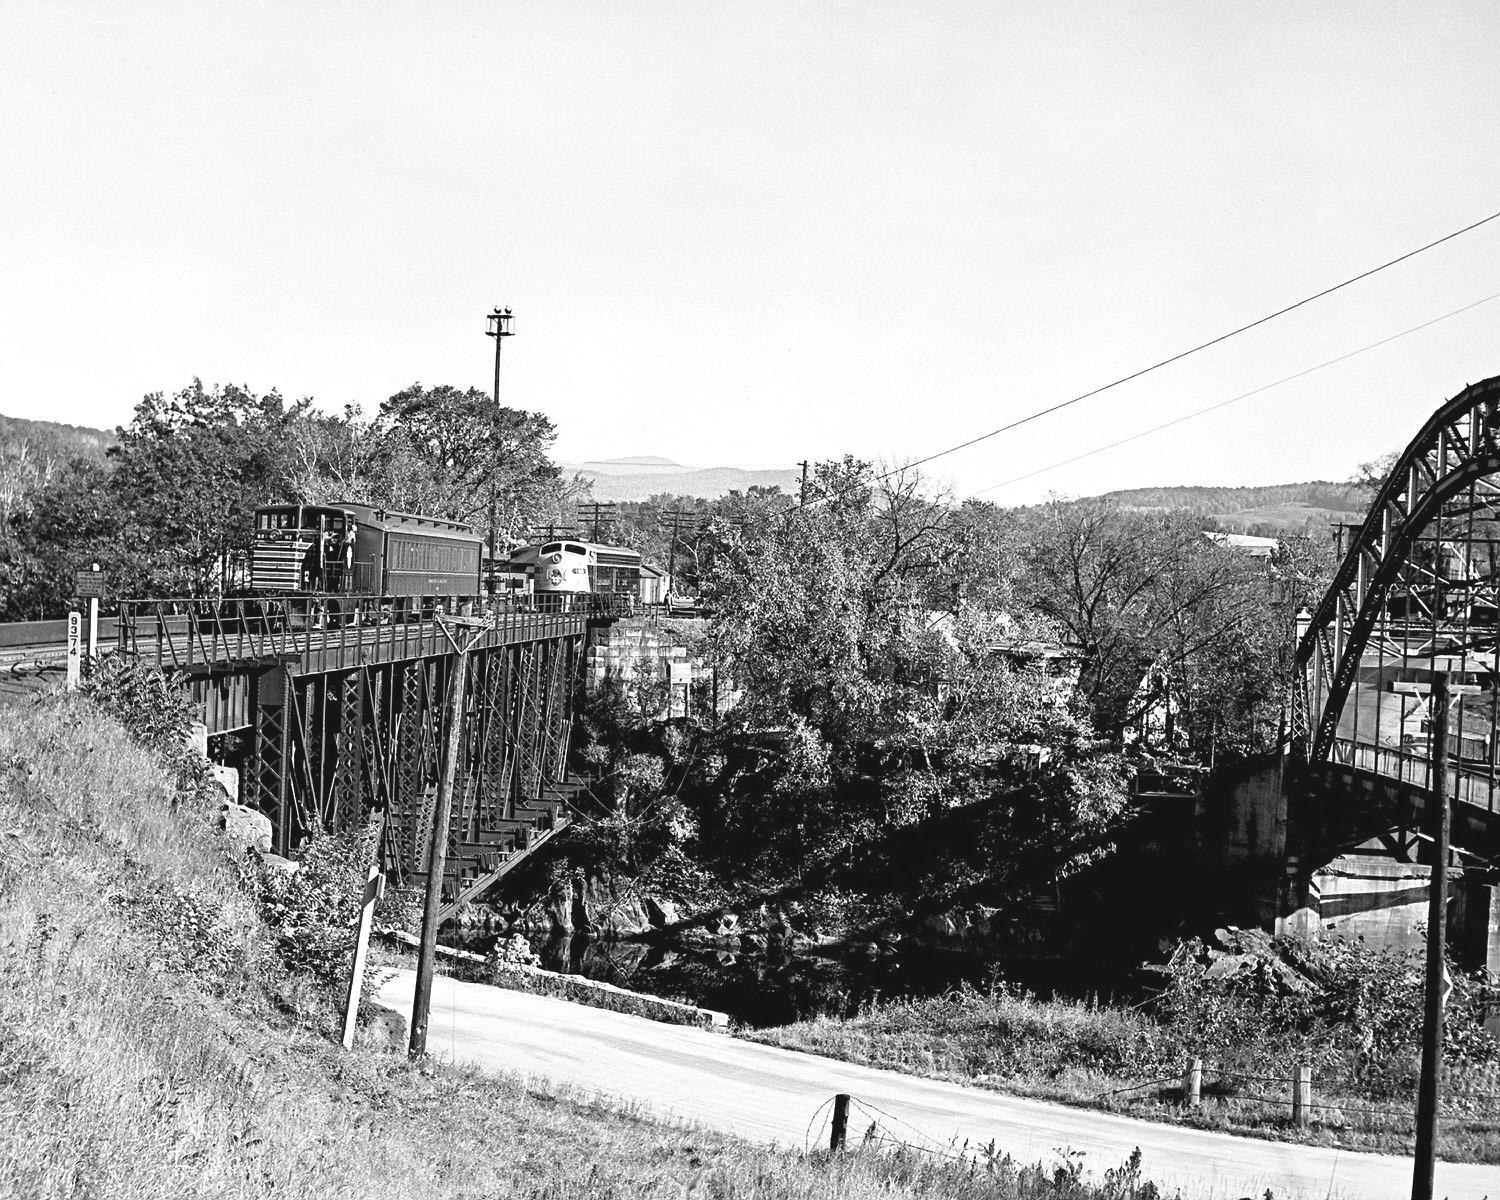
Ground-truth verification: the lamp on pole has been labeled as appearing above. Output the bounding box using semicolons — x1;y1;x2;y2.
484;308;515;578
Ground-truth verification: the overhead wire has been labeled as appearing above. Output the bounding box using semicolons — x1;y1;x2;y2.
863;207;1500;486
972;289;1500;497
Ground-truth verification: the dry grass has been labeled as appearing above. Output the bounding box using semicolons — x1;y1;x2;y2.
0;694;1177;1200
745;989;1500;1163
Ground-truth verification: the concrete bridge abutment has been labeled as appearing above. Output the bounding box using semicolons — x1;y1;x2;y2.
1200;756;1500;971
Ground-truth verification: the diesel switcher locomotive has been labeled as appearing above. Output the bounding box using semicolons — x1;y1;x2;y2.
250;503;483;598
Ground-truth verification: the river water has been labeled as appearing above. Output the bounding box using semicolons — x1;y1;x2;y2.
455;930;1135;1028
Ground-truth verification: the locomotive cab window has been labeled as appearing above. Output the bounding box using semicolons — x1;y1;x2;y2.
257;509;300;530
565;543;588;556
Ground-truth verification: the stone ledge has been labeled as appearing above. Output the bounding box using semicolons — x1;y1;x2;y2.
376;927;728;1030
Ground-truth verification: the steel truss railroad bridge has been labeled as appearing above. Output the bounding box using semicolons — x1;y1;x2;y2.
1289;375;1500;892
117;594;621;915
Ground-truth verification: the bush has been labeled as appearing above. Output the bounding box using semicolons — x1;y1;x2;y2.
255;825;377;986
1155;932;1500;1097
80;655;213;792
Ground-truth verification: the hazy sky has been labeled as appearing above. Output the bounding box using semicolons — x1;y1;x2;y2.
3;3;1497;503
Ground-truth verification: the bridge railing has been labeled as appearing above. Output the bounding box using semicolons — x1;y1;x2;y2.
1329;737;1500;815
116;592;630;671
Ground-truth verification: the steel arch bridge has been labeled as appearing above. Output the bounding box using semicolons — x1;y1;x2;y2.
1291;374;1500;866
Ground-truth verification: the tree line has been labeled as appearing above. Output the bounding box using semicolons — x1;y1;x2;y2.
0;380;581;618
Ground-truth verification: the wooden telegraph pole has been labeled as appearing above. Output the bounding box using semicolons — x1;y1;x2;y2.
1412;666;1479;1199
408;614;491;1059
661;509;696;598
484;308;515;587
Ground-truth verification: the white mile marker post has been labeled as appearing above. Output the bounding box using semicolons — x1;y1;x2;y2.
65;612;81;690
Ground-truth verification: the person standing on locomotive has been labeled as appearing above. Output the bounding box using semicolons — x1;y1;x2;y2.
303;535;324;592
320;527;337;591
339;521;358;591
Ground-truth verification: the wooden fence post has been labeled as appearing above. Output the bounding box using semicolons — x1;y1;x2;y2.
1292;1063;1312;1127
1183;1057;1202;1108
830;1094;850;1151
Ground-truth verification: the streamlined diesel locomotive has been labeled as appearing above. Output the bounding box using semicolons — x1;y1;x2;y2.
506;539;643;606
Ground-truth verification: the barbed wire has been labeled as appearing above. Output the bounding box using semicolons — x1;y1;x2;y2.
849;1096;954;1155
803;1095;835;1152
1093;1075;1179;1100
1201;1068;1294;1086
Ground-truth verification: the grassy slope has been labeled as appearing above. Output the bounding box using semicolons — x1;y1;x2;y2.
745;990;1500;1163
0;695;1168;1200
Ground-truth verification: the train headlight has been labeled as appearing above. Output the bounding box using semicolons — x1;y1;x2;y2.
548;553;563;564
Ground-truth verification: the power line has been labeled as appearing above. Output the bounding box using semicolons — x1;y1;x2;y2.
973;289;1500;496
870;207;1500;484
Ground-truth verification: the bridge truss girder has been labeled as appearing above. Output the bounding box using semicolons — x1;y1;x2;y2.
248;630;585;892
1295;376;1500;762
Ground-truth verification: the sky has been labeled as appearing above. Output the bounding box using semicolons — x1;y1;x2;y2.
2;2;1498;504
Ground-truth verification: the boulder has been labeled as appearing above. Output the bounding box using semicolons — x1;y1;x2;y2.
356;1005;407;1051
645;895;681;928
258;851;299;874
925;913;958;939
210;764;239;803
218;801;271;854
573;872;651;937
546;878;573;935
184;722;209;760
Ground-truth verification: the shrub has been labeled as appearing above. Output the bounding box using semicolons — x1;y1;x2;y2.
255;824;378;986
1155;932;1500;1097
80;655;213;792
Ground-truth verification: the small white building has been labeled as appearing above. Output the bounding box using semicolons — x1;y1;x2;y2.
1204;531;1279;558
639;562;670;604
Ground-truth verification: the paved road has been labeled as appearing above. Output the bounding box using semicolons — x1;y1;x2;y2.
374;969;1499;1199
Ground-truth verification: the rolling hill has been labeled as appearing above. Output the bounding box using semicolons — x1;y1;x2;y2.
1099;480;1366;534
564;456;800;502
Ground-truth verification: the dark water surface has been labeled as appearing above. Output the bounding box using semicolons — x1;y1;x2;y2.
454;929;1136;1028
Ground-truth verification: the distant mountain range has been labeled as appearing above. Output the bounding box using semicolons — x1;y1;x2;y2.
563;456;801;502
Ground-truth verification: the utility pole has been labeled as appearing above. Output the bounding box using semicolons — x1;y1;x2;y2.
1412;667;1479;1199
577;502;617;543
409;614;491;1059
484;307;515;586
661;508;696;597
798;460;809;506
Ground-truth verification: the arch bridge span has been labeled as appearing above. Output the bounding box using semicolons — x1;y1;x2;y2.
1290;374;1500;877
